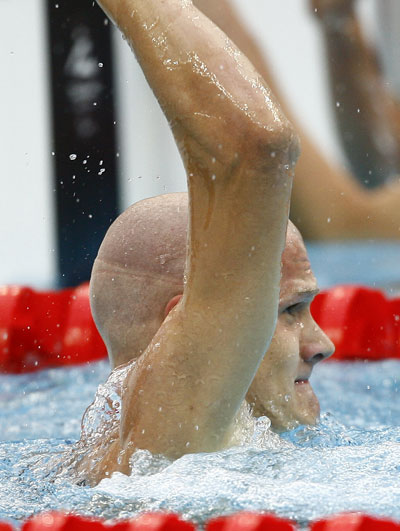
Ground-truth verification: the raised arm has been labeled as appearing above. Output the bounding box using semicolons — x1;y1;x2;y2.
311;0;400;188
92;0;298;477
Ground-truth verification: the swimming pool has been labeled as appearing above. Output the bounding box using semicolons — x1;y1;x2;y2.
1;358;400;528
1;242;400;528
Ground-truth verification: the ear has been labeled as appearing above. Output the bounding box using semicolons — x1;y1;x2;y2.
164;294;183;318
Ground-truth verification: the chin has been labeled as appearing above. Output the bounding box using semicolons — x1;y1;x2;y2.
269;382;321;432
293;380;321;426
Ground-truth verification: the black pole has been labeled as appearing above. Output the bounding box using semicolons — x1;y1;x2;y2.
46;0;119;287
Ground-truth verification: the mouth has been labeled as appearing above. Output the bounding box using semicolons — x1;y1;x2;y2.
294;378;310;385
295;371;312;385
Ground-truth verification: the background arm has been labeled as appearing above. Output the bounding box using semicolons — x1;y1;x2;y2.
194;0;400;239
312;0;400;188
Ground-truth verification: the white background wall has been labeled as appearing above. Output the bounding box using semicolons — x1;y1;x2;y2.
0;0;393;288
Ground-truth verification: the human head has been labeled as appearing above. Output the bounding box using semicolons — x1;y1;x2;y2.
90;193;334;429
246;223;334;430
90;193;187;368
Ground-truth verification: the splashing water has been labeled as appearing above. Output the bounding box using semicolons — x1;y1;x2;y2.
1;359;400;528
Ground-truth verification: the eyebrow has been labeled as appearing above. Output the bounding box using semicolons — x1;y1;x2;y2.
279;288;320;309
294;288;320;301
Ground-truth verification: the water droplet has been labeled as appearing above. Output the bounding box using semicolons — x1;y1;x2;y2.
69;154;77;161
270;151;276;158
336;101;340;108
98;62;104;68
211;174;216;181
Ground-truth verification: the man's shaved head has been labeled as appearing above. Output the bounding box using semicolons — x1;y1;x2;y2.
90;193;188;368
90;192;300;369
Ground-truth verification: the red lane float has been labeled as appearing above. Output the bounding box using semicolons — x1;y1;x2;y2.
21;513;195;531
1;512;400;530
0;283;106;373
311;285;400;362
113;513;196;530
310;513;400;530
1;283;400;373
206;512;297;530
22;513;105;530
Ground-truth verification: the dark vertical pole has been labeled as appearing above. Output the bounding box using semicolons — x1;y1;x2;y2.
46;0;119;287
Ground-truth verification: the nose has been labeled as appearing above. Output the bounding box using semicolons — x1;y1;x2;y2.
300;320;335;366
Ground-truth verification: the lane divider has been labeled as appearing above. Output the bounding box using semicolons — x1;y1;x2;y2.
1;283;400;373
0;284;106;373
1;512;400;530
311;285;400;361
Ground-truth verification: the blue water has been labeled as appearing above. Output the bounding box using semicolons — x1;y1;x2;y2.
307;241;400;293
1;359;400;529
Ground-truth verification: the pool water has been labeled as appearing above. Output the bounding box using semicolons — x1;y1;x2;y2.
1;358;400;529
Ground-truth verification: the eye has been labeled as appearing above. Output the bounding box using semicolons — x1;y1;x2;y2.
283;302;303;316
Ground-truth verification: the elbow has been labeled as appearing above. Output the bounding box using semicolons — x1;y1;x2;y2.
242;120;301;174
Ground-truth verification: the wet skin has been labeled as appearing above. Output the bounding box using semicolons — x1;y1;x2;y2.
246;225;335;431
163;223;335;432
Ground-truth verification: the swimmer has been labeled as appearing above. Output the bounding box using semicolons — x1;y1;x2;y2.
72;0;333;484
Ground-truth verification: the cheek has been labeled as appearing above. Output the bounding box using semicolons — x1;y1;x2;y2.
268;323;300;372
252;327;300;396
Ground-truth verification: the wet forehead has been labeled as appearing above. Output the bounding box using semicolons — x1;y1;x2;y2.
280;226;317;302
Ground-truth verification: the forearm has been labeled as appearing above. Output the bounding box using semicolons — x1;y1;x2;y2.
315;5;400;186
98;0;292;165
